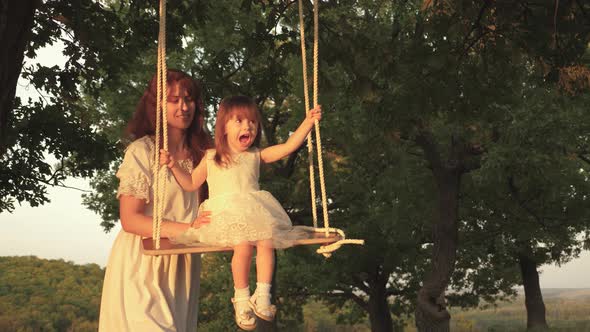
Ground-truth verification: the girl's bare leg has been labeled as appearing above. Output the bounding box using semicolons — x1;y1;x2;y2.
232;242;256;329
255;239;274;283
232;242;253;288
251;239;276;320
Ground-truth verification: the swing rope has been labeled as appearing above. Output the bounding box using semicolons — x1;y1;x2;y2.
297;0;318;228
153;0;169;249
297;0;364;257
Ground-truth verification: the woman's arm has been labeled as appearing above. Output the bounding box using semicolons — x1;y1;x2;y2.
161;150;208;192
119;195;210;238
260;106;322;163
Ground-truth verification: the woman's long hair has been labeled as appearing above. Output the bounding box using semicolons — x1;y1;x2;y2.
125;69;212;163
214;95;261;167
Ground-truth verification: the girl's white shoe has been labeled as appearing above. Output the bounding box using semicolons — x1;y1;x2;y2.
248;292;277;321
231;297;256;330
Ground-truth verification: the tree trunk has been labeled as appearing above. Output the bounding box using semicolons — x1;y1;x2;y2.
0;0;39;155
519;253;548;330
415;169;461;332
368;273;393;332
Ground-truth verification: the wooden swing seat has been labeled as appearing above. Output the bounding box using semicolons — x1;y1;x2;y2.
141;231;342;255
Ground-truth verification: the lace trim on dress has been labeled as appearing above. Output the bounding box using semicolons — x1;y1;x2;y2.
116;159;193;204
117;175;151;203
177;159;194;172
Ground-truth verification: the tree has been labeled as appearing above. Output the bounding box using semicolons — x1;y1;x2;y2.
293;1;590;330
301;1;517;329
458;2;590;329
0;0;135;212
0;256;104;332
462;85;590;330
0;0;39;155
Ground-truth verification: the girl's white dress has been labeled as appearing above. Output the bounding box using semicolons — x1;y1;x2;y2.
173;148;307;248
99;136;201;332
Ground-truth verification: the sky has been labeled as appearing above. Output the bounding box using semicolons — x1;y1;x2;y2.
1;38;589;288
0;178;119;267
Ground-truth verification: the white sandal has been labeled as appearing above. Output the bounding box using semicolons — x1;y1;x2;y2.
249;292;277;322
231;297;256;331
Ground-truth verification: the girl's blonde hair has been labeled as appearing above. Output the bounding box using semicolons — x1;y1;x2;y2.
214;96;261;167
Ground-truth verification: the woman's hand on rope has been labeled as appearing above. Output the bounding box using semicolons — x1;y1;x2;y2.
306;105;322;123
190;211;211;229
159;149;176;169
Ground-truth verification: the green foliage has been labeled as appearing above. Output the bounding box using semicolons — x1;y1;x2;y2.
82;164;121;232
302;300;371;331
197;254;236;331
0;256;104;332
1;0;128;212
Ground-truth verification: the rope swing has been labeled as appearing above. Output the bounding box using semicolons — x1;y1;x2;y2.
152;0;169;250
295;0;364;257
144;0;363;256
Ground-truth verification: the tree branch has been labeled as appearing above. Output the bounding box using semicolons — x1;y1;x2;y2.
351;274;371;293
507;176;546;228
330;289;370;312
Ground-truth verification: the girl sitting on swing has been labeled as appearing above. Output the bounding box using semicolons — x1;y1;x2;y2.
160;95;321;330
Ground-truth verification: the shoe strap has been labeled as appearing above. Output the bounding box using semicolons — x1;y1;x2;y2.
251;292;274;311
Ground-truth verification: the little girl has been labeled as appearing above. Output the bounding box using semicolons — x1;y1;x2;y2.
160;95;321;330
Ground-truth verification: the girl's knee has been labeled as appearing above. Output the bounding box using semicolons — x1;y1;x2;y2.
256;242;274;256
233;243;254;258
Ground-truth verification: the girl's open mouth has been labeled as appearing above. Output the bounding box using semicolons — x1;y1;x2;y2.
239;134;250;144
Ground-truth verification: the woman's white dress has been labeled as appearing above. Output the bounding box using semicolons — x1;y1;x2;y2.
99;136;201;332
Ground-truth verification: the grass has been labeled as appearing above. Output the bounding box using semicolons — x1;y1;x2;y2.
300;289;590;331
449;289;590;332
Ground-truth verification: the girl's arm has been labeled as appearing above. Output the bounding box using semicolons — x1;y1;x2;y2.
160;150;208;192
119;195;211;238
260;106;322;163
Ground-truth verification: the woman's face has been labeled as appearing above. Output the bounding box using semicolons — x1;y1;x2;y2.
166;83;196;130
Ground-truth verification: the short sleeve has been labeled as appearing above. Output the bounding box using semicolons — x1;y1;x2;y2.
116;137;154;203
252;147;260;169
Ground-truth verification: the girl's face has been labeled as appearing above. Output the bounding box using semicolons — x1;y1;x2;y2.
224;112;258;153
166;84;195;130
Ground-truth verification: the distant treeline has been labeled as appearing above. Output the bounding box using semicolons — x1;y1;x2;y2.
0;256;103;332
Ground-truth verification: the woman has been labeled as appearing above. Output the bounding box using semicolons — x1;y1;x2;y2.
98;69;212;331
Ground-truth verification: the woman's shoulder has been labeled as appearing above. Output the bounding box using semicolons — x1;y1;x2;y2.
117;136;154;179
126;136;155;154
